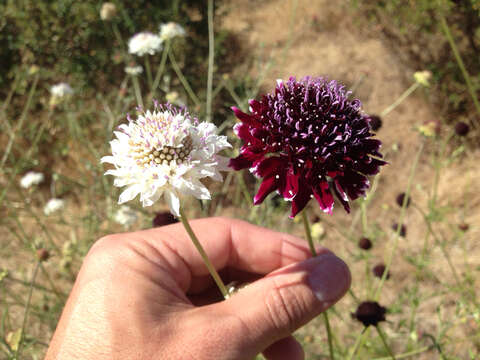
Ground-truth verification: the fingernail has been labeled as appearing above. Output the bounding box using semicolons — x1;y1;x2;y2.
307;254;351;304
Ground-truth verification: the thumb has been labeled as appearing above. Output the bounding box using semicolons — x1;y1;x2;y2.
215;253;350;356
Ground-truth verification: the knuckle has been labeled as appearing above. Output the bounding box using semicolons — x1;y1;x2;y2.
264;278;308;334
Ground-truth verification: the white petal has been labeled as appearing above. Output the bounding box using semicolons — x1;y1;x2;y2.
164;190;181;217
118;184;141;204
101;156;116;164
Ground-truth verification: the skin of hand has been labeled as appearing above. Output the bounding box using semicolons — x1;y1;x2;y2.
45;217;351;360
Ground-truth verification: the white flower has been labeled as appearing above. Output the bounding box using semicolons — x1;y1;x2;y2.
124;65;143;76
128;32;163;56
101;104;231;216
414;70;432;87
159;22;186;41
50;83;73;98
113;205;138;226
100;2;117;21
44;198;65;216
165;91;185;106
20;171;44;189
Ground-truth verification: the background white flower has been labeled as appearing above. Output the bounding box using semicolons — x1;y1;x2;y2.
100;2;117;21
50;83;73;98
113;205;138;226
44;198;65;215
124;65;143;76
128;32;163;56
159;22;186;41
101;104;231;216
20;171;44;189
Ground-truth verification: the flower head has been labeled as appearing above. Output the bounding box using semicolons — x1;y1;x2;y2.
395;192;411;208
373;263;390;279
44;198;65;215
113;205;138;226
413;70;432;87
101;103;231;216
128;32;163;56
392;222;407;237
366;114;382;132
100;2;117;21
152;211;178;227
124;65;143;76
159;22;186;41
50;83;73;98
229;77;386;218
454;121;470;136
20;171;44;189
358;237;372;250
352;301;387;327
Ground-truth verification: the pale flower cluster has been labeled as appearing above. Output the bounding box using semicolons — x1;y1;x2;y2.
124;65;143;76
101;105;231;216
20;171;44;189
159;22;186;41
100;2;117;21
128;32;163;57
44;198;65;216
50;83;73;98
414;70;432;87
113;205;138;226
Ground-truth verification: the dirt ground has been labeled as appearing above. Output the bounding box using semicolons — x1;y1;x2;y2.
222;0;480;356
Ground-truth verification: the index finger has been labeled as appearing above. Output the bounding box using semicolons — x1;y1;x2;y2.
125;217;329;292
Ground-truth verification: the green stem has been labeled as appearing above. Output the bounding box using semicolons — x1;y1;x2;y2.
347;327;370;360
374;141;424;300
168;51;201;108
152;40;170;93
206;0;215;122
380;83;419;117
301;210;335;360
301;211;316;256
236;172;253;207
371;346;431;360
438;11;480;120
112;23;125;50
15;261;40;358
376;325;396;360
144;56;153;90
132;76;144;108
179;208;228;298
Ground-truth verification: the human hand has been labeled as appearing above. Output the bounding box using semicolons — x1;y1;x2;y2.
45;217;350;360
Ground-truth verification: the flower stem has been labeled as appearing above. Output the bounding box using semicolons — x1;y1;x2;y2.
301;210;316;256
376;325;396;360
15;260;41;358
206;0;215;122
301;210;335;360
179;207;228;299
144;56;153;90
374;141;424;300
168;51;201;108
131;76;144;108
438;10;480;122
380;82;419;117
151;40;170;93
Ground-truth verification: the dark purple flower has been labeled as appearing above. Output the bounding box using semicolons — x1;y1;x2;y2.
229;77;386;218
458;222;469;231
36;248;50;262
352;301;387;327
392;223;407;237
367;114;382;131
373;263;390;279
396;192;411;208
152;211;178;227
358;237;372;250
454;121;470;136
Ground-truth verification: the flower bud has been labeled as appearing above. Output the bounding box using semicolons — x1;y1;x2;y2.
454;121;470;136
352;301;387;327
100;2;117;21
358;237;372;250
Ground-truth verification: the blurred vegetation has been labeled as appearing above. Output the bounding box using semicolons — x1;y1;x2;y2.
355;0;480;127
0;0;236;104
